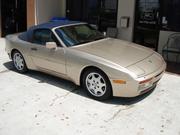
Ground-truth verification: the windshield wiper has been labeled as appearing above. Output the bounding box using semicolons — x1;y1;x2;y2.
74;37;105;46
75;40;92;45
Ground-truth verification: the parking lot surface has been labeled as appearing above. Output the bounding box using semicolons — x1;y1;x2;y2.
0;38;180;135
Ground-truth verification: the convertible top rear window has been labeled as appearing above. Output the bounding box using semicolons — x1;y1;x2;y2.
55;24;105;47
19;32;28;42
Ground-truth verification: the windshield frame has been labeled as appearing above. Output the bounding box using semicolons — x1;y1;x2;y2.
52;23;106;48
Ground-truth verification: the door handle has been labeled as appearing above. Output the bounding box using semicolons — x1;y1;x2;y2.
31;48;37;51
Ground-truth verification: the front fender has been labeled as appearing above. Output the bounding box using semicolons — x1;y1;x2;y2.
65;48;136;86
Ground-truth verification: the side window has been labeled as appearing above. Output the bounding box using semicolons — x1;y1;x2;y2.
32;29;59;45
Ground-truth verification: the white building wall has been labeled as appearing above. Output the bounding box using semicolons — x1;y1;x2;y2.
117;0;136;41
36;0;66;24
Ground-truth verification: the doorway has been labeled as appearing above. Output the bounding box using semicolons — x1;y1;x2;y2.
66;0;118;32
134;0;160;50
1;0;27;37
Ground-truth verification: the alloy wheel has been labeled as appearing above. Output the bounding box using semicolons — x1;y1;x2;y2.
85;72;107;97
13;52;25;71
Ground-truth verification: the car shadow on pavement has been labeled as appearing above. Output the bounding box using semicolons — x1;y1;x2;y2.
3;61;155;105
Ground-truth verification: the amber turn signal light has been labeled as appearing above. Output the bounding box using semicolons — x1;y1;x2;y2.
113;80;126;84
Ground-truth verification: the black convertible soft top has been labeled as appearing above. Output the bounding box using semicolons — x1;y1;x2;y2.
19;20;82;42
30;20;81;30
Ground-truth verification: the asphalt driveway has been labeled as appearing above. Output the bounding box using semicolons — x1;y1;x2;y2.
0;38;180;135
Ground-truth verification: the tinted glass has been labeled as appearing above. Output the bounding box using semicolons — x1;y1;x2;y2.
161;0;180;32
55;24;105;47
66;0;118;32
33;29;55;45
134;0;160;50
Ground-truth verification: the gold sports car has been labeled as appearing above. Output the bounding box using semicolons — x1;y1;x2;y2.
5;21;166;100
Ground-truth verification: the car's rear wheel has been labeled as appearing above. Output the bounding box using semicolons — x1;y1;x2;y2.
12;50;28;73
82;68;112;100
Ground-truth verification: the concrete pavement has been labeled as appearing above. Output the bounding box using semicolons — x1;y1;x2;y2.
0;38;180;135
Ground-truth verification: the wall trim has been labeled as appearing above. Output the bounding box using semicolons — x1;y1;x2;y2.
27;0;36;28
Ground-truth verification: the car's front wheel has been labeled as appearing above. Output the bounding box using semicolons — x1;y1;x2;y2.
12;50;28;73
82;69;112;100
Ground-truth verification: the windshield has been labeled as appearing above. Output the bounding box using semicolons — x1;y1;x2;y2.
55;24;105;47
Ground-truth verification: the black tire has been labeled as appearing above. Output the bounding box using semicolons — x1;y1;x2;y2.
12;50;28;73
82;68;112;100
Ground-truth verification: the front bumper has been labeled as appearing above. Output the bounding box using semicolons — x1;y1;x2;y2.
138;71;163;95
111;62;166;97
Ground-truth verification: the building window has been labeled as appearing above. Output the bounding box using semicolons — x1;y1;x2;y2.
134;0;160;50
137;0;160;28
161;0;180;32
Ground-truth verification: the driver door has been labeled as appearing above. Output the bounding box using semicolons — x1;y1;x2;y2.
29;29;66;75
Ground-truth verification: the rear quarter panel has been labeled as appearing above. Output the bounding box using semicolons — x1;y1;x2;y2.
5;34;36;70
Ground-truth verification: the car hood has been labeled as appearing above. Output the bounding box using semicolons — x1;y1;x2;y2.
73;38;154;67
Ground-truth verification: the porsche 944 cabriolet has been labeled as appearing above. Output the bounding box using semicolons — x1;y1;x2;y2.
5;20;166;100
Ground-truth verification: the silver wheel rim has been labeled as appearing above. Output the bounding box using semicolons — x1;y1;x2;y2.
86;72;107;97
13;53;24;71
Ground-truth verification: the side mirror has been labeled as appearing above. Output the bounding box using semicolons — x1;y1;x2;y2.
46;42;57;50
